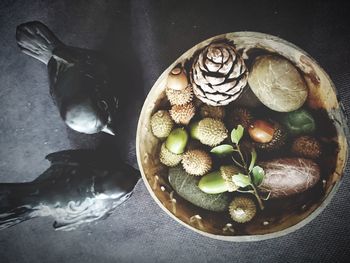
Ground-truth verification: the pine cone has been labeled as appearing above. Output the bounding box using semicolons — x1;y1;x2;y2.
190;42;248;106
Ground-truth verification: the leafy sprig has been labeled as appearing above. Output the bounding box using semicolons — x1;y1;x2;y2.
211;125;267;210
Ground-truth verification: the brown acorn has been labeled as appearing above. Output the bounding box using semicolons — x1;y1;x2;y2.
182;149;212;176
292;136;322;159
167;66;189;91
169;103;195;125
248;120;287;151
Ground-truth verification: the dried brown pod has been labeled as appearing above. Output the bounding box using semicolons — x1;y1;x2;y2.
291;136;322;159
200;104;225;120
166;85;193;106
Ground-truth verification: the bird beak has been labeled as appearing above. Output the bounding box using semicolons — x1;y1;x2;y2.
102;126;115;136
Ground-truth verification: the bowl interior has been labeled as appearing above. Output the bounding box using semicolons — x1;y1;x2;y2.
136;32;349;241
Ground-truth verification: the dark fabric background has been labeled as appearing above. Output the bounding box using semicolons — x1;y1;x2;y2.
0;0;349;262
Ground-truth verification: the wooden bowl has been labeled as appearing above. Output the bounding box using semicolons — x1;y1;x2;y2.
136;32;349;241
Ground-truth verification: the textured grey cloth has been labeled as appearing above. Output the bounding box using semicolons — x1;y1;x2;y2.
0;0;350;262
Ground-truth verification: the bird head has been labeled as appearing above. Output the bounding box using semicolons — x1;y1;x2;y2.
64;99;115;135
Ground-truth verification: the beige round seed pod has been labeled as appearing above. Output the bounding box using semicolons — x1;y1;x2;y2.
182;149;212;176
159;143;182;167
229;196;257;223
169;103;195;125
200;104;225;120
150;110;174;138
196;118;228;147
166;85;193;106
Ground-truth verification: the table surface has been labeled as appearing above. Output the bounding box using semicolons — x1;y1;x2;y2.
0;1;349;262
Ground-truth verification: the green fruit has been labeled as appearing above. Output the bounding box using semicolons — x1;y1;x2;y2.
168;166;230;212
198;171;227;194
189;121;200;140
199;165;240;194
282;109;316;136
165;128;188;154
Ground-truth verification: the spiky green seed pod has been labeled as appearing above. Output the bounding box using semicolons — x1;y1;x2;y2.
194;118;228;147
159;143;182;167
229;196;257;223
182;149;212;176
150;110;174;138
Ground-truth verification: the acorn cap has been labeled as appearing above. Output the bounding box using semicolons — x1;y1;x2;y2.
166;85;193;106
169;103;196;125
159;142;182;167
291;136;322;159
229;196;257;223
182;149;212;176
227;107;254;129
200;104;225;120
220;165;240;192
150;110;174;138
167;66;189;91
250;120;287;152
196;118;228;147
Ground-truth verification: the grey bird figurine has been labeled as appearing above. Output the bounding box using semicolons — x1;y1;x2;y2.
16;21;119;135
0;150;140;231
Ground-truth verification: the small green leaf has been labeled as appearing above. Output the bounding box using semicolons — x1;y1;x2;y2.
252;166;265;186
210;144;234;156
230;125;244;144
248;148;257;172
232;173;251;188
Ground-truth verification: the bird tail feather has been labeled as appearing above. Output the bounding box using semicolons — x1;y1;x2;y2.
16;21;63;64
0;184;34;230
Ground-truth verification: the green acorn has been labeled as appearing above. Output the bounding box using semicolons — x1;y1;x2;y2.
182;149;212;176
165;128;188;154
150;110;174;139
191;118;228;147
198;165;240;194
159;143;182;167
200;104;225;120
229;196;257;223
